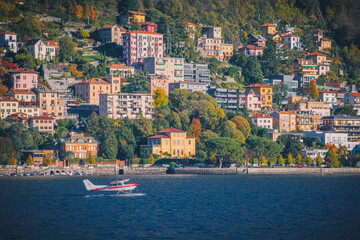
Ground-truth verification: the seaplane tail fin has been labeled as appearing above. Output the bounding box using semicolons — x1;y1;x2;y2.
83;179;97;191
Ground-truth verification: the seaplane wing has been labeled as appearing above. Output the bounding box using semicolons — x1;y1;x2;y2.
83;179;138;192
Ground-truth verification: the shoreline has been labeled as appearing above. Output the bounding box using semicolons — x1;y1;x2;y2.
1;166;360;176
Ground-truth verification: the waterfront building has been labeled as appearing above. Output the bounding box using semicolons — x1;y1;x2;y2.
0;96;19;119
301;148;327;161
250;113;273;129
144;57;184;82
58;132;99;159
0;31;17;53
11;68;39;90
99;93;154;120
98;25;126;45
28;115;55;135
143;128;196;158
183;63;211;84
122;31;164;67
169;81;208;94
303;131;358;150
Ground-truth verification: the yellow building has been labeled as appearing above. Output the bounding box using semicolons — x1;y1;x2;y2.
127;11;146;23
260;23;277;35
220;43;234;60
144;128;196;158
270;111;297;132
244;83;273;108
0;96;19;119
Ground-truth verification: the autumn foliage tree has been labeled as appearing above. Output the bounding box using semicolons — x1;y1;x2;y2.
278;154;284;165
90;5;95;19
309;80;319;99
149;154;155;165
75;5;83;19
287;153;293;165
153;88;168;108
231;116;251;138
8;153;17;165
295;153;302;164
316;153;323;166
190;118;202;142
26;154;34;165
306;156;313;165
43;154;53;166
89;155;96;164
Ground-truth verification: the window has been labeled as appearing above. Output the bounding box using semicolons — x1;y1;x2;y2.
188;140;191;145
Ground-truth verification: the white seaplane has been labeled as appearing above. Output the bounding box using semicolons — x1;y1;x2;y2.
83;179;138;194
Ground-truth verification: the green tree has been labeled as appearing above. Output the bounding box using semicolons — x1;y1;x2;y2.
278;154;284;165
206;137;244;168
118;144;134;160
122;74;150;93
287;153;294;165
315;153;323;166
295;153;302;164
140;148;150;159
325;150;340;168
86;112;100;139
101;132;118;159
272;82;289;106
334;104;358;116
277;135;304;157
246;136;281;165
153;88;168;108
261;39;282;78
218;121;246;144
59;36;76;62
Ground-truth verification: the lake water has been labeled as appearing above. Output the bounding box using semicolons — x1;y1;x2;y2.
0;175;360;240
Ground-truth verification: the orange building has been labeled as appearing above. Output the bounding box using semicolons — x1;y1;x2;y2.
260;23;277;35
58;132;99;159
150;76;169;95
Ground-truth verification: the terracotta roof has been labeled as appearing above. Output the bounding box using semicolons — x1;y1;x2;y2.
282;33;300;37
11;68;39;74
0;31;16;35
0;96;18;102
250;113;273;118
128;10;146;15
125;31;163;35
260;23;276;27
304;52;326;56
157;128;187;133
278;111;296;114
242;45;263;50
19;101;39;104
9;89;36;94
320;38;332;42
147;134;170;139
30;114;55;120
349;92;360;98
319;90;340;94
140;21;157;26
245;83;273;88
75;78;110;85
44;41;58;46
313;29;327;33
107;64;134;69
187;136;196;139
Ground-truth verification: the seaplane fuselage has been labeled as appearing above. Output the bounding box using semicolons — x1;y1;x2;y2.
83;179;138;192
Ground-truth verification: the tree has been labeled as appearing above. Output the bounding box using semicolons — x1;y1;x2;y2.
26;154;34;165
315;154;323;166
231;116;251;138
86;112;100;139
337;146;349;166
309;80;319;99
80;30;90;38
59;37;75;62
261;156;267;165
325;150;340;168
209;153;217;164
89;155;96;164
277;135;304;157
149;154;155;165
306;156;313;165
90;5;96;19
261;39;282;78
122;74;150;93
246;136;281;165
8;153;17;165
206;137;244;168
140;148;150;159
153;88;168;108
75;5;83;19
218;121;245;144
334;104;358;116
66;151;74;159
287;153;293;165
295;153;302;164
278;154;284;165
101;132;118;159
272;82;289;106
43;154;53;166
118;144;134;160
190;118;202;142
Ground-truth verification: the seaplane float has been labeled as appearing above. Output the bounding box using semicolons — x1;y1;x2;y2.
83;179;138;194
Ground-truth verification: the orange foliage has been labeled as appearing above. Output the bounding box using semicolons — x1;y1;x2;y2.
75;5;83;19
190;118;202;142
90;5;95;19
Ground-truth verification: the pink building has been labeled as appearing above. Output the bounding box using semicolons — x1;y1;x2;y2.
239;45;263;57
122;31;164;67
140;21;157;33
245;89;261;111
150;76;169;95
11;68;39;90
28;115;55;135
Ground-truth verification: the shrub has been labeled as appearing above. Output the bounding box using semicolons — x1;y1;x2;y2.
169;162;179;168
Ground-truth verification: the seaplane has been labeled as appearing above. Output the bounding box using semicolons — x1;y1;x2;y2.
83;179;138;194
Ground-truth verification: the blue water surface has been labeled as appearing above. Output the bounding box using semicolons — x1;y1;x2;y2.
0;175;359;240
